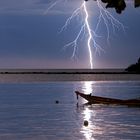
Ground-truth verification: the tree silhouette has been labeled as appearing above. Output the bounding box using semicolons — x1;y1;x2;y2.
138;57;140;64
85;0;140;14
101;0;126;14
125;57;140;73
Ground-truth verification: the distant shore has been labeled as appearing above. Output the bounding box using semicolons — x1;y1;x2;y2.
0;69;140;83
0;71;139;74
0;68;139;74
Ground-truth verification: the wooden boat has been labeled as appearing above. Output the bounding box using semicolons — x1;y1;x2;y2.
75;91;140;106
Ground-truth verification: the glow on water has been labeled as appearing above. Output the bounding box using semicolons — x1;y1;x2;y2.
80;81;97;140
0;81;140;139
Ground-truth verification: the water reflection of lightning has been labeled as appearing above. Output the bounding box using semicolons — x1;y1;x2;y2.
45;0;125;69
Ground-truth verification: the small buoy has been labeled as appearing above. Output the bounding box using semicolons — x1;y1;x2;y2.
55;100;59;104
84;120;89;126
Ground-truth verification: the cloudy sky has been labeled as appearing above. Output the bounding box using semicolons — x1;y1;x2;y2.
0;0;140;69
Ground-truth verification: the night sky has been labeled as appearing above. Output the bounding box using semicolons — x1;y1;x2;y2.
0;0;140;69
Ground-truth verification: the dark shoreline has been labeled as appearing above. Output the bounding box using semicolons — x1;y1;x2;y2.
0;71;139;74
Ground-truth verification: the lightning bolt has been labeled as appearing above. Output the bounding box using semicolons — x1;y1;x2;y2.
83;2;93;69
45;0;125;69
96;0;126;43
61;1;101;69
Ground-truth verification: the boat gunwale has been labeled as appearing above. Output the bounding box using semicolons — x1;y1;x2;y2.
75;91;140;106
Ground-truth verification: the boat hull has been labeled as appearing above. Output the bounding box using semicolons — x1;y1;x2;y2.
75;91;140;106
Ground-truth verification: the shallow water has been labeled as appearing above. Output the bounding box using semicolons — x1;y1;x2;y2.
0;73;140;83
0;81;140;140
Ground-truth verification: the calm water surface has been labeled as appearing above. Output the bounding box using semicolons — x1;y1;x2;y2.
0;81;140;140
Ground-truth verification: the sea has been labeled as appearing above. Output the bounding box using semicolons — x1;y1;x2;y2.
0;71;140;140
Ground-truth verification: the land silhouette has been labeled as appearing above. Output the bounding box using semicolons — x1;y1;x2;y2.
125;58;140;73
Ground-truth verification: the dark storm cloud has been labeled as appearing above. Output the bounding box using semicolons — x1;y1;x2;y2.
0;15;63;57
0;0;78;15
0;0;47;15
37;0;52;4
